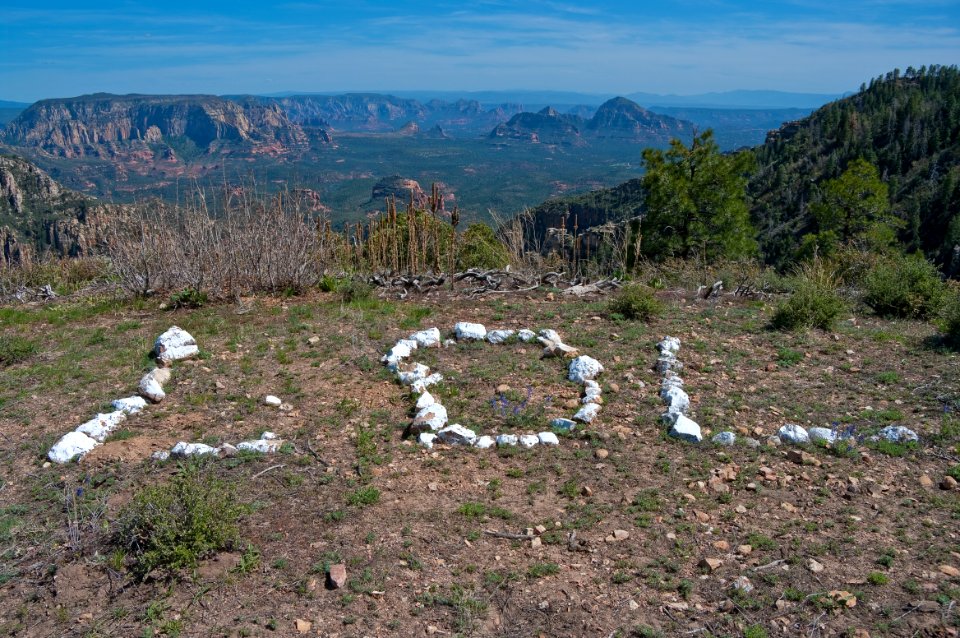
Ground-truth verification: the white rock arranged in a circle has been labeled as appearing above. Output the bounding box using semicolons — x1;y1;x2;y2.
569;356;604;383
538;432;560;445
657;336;681;355
669;414;702;443
415;391;437;410
437;424;478;445
154;326;199;364
778;423;810;445
409;327;442;348
397;363;431;387
496;434;519;447
473;435;496;449
237;438;282;453
551;418;577;431
519;434;539;448
263;395;283;407
112;396;148;415
170;441;219;457
808;427;837;444
712;431;736;446
876;425;918;443
139;367;171;403
411;403;449;433
48;431;100;464
410;373;443;394
486;329;515;344
418;433;437;449
454;322;487;341
76;411;127;442
573;403;601;423
516;329;537;342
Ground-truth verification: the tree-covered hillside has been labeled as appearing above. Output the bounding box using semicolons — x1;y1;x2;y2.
751;64;960;269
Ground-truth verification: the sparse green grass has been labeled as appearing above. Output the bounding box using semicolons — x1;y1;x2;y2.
346;486;380;507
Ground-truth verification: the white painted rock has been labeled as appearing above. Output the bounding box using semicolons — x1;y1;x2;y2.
655;355;680;374
237;439;282;453
151;450;171;461
170;441;219;457
409;327;442;348
264;395;282;407
662;386;690;414
112;396;148;415
155;326;199;364
381;342;414;366
538;432;560;445
519;434;539;448
454;322;487;341
138;368;170;403
584;379;601;392
569;356;603;383
712;431;736;446
76;411;127;442
473;435;496;449
48;431;99;463
397;363;431;386
516;329;537;342
657;336;681;355
415;391;437;410
410;373;443;394
261;431;278;440
808;427;837;444
539;329;562;343
669;414;702;443
542;341;579;359
418;432;437;448
486;329;515;344
437;424;478;445
496;434;519;446
778;423;809;445
581;389;603;405
877;425;918;443
573;403;601;423
551;418;577;431
411;403;448;433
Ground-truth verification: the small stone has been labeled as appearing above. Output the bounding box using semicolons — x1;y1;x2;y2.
712;431;736;446
295;619;312;634
941;476;959;491
412;403;449;434
538;432;560;446
473;435;496;449
418;433;436;448
919;475;934;488
170;441;219;457
787;449;821;467
713;540;730;551
328;564;347;589
765;362;777;372
608;383;620;393
668;414;702;443
581;485;593;497
808;559;825;573
307;336;320;346
437;424;477;446
605;529;629;542
409;327;442;348
568;356;604;383
808;427;837;444
154;326;199;364
778;423;809;445
264;395;282;407
495;383;511;394
735;505;747;514
939;565;960;578
486;329;515;344
530;536;542;548
594;448;609;460
700;557;723;572
112;396;149;415
138;368;171;403
877;425;919;443
454;322;487;341
573;403;601;423
737;544;753;555
519;434;539;448
415;391;437;410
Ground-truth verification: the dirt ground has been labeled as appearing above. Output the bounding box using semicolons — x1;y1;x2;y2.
0;285;958;637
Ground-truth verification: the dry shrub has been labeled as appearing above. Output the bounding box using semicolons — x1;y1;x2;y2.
0;255;112;297
107;188;333;298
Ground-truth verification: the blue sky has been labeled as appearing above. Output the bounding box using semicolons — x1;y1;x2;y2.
2;1;959;101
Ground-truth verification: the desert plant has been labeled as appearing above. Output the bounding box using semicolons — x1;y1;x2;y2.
863;252;946;319
771;259;846;331
608;283;663;321
456;223;510;270
114;465;245;579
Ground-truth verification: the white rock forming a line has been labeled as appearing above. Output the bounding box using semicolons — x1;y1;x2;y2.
455;322;487;341
154;326;199;365
568;356;604;384
48;431;100;464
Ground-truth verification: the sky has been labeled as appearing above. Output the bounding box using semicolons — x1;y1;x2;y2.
2;1;959;102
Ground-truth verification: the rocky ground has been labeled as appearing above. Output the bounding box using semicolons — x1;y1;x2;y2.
0;285;958;637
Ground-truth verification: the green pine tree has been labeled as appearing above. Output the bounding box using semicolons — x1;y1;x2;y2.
640;130;757;262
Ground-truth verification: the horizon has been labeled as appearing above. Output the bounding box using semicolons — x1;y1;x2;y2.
3;1;959;103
